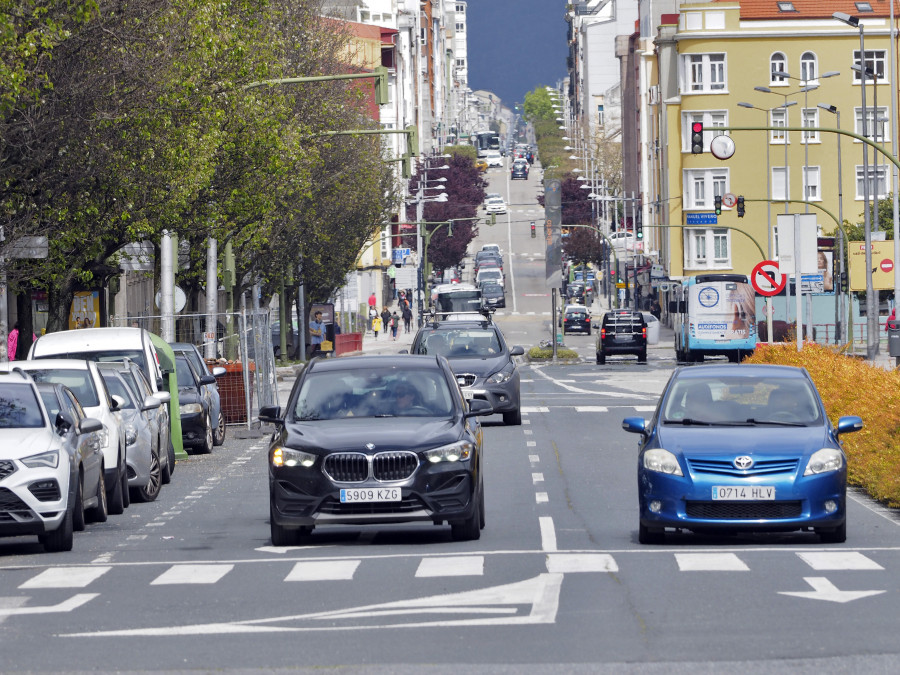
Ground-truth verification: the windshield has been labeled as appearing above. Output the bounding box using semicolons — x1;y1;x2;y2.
0;384;45;428
175;358;196;388
415;327;502;358
436;291;482;313
662;376;822;425
25;369;100;408
293;368;454;420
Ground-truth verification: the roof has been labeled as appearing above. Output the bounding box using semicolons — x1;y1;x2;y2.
734;0;900;20
677;364;807;379
33;327;145;350
309;354;442;371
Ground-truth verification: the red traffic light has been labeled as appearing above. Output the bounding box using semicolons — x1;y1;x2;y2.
691;122;703;133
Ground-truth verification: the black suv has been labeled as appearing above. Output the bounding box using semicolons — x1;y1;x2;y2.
409;315;524;425
596;310;647;364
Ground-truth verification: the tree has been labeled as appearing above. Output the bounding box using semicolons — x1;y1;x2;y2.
563;227;606;268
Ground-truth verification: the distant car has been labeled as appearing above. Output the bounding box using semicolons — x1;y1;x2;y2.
511;161;529;180
608;230;643;252
171;342;226;446
480;282;506;309
623;364;863;544
484;149;503;167
174;355;217;454
597;310;647;364
475;159;488;172
476;267;504;288
484;196;507;214
480;244;501;255
0;373;105;552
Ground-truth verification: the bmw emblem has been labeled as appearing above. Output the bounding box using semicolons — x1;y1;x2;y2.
365;443;376;451
734;456;754;470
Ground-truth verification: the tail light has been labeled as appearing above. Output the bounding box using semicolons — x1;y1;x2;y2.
586;317;591;322
601;328;606;339
642;326;648;338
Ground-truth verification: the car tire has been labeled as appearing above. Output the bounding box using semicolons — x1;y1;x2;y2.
502;407;522;426
85;469;107;524
451;486;482;541
72;473;86;533
818;519;847;544
638;522;665;545
167;437;176;477
197;413;214;454
598;352;606;365
638;350;647;363
270;503;295;546
478;482;486;530
135;446;162;503
121;462;130;508
160;439;172;485
40;497;74;552
213;412;226;446
107;465;126;515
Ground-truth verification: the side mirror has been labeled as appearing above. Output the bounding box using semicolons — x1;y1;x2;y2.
622;417;649;436
78;417;103;435
153;391;172;404
465;398;494;418
212;366;226;377
509;345;525;356
836;415;863;435
259;405;283;425
142;395;162;412
199;375;217;386
55;411;73;435
110;394;126;412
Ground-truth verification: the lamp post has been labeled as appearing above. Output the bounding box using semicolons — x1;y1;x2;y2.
834;11;878;358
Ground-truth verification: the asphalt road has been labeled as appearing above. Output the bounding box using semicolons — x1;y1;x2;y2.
3;160;900;673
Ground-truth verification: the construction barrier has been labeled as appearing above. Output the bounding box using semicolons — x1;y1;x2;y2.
335;332;363;356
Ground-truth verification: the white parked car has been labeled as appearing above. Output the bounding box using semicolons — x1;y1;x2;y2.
484;197;507;214
484;149;503;167
608;230;643;252
476;268;505;288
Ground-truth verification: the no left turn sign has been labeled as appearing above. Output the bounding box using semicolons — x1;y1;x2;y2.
751;260;786;297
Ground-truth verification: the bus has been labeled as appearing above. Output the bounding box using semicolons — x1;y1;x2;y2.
669;274;756;362
474;131;500;157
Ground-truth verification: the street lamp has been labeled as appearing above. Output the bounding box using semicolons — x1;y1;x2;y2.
834;11;878;358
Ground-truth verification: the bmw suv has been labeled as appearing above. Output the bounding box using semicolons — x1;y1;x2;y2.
596;310;648;364
409;314;524;425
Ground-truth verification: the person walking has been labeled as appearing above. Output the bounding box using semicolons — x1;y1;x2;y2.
7;323;20;361
308;311;325;359
390;311;400;341
371;314;382;339
368;305;377;333
402;303;412;333
380;306;391;334
368;292;377;310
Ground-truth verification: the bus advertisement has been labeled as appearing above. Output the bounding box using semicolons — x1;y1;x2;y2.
671;274;756;362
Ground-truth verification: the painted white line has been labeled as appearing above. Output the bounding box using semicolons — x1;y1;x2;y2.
528;455;540;463
0;593;98;617
546;553;618;573
675;553;749;572
523;419;531;425
284;560;360;582
236;456;253;460
797;552;884;571
91;553;114;565
634;406;657;412
539;517;557;552
523;429;533;435
535;492;549;504
0;597;27;624
521;407;549;413
126;535;147;541
532;473;544;484
151;564;234;585
145;522;166;527
162;511;182;516
185;495;203;500
20;566;111;589
526;441;537;447
415;556;484;578
574;406;609;413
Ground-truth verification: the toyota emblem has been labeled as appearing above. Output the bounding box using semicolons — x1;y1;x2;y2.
733;456;754;470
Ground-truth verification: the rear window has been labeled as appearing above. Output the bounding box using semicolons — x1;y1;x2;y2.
37;350;148;377
0;384;45;428
100;372;136;409
25;369;100;408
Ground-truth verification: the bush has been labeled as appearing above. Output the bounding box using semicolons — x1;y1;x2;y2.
745;342;900;506
528;346;579;360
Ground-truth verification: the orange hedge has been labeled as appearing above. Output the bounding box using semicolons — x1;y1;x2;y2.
745;343;900;506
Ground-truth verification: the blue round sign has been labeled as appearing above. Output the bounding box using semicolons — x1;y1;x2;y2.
698;287;719;308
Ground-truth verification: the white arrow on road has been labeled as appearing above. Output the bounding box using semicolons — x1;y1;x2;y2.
778;577;885;604
0;593;98;616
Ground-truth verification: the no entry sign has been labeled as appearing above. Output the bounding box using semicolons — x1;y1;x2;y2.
751;260;786;296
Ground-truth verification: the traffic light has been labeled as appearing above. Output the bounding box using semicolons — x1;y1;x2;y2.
530;222;536;238
714;194;722;216
737;195;745;218
636;227;643;241
374;66;389;105
839;272;848;293
690;121;704;154
405;125;418;157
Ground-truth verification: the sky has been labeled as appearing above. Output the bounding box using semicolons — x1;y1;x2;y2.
465;0;569;109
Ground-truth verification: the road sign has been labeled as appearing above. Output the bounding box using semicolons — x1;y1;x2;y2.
686;213;717;225
881;258;894;274
721;193;737;208
751;260;786;296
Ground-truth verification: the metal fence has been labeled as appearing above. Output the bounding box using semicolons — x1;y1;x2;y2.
110;311;278;427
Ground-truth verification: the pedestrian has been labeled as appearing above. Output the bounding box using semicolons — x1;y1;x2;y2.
380;306;391;333
368;305;377;333
308;310;325;359
650;298;662;320
886;306;896;331
398;289;406;307
371;314;382;339
390;311;399;341
368;292;377;310
7;323;20;361
402;303;412;333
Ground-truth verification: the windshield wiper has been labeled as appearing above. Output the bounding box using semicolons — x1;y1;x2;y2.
744;418;807;427
664;418;713;426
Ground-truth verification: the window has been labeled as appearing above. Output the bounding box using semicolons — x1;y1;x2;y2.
771;53;787;84
853;50;886;82
770;108;788;144
856;166;888;199
855;106;889;138
802;166;821;201
801;108;819;143
684;169;729;209
682;110;728;152
456;58;466;68
800;52;817;83
456;3;466;12
598;104;605;126
772;167;790;201
683;54;726;93
360;10;370;21
685;228;731;269
455;22;465;32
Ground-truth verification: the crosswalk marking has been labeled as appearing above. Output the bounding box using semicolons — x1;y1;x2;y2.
675;553;750;572
285;560;360;582
415;556;484;578
546;554;618;573
797;552;884;571
574;406;609;413
19;566;111;589
522;406;550;413
150;564;233;585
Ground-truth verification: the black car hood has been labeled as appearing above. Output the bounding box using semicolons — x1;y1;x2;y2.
285;416;460;452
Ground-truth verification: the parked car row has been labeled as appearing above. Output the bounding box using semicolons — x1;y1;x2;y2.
0;327;228;552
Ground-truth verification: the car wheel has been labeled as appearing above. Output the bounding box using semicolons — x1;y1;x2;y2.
40;497;74;552
197;413;214;454
638;522;665;545
107;465;126;515
818;519;847;544
638;350;647;363
502;407;522;426
478;482;486;530
598;352;606;365
121;462;130;508
167;437;176;477
135;446;162;503
270;502;296;546
213;412;226;446
451;486;482;541
85;469;107;524
72;473;86;533
160;438;172;485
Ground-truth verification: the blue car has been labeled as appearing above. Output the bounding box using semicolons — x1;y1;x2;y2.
623;364;862;545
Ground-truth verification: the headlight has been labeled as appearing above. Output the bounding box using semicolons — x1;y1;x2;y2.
486;364;514;385
424;440;473;463
804;448;844;475
643;448;683;476
271;447;316;468
22;450;59;469
124;423;138;446
96;427;109;449
180;403;203;415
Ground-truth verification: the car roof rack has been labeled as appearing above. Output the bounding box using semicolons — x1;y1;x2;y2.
428;309;494;326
